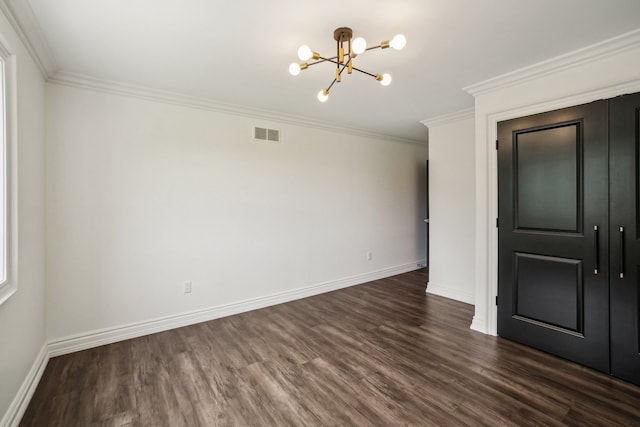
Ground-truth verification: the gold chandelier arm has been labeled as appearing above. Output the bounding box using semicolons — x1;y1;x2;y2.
316;55;378;78
366;44;385;51
327;61;349;91
345;55;377;78
304;55;339;67
350;65;377;78
326;77;338;92
317;55;338;64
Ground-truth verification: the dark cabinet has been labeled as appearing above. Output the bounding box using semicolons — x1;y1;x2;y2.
497;92;640;385
609;93;640;385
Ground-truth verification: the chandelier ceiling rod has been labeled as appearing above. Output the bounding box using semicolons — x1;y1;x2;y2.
289;26;406;102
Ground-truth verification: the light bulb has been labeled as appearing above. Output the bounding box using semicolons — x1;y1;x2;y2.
289;63;301;76
298;45;313;61
380;73;392;86
390;34;406;50
352;37;367;54
317;89;329;102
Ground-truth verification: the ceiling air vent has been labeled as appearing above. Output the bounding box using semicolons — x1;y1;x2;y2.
254;126;280;143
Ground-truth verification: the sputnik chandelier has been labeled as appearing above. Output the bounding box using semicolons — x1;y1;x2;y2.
289;27;406;102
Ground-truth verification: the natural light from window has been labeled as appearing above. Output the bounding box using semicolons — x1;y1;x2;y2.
0;44;14;306
0;56;6;287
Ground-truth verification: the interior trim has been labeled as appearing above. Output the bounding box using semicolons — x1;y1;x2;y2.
420;108;474;128
0;0;57;77
48;71;426;146
48;260;426;358
474;79;640;336
426;281;474;305
0;344;49;427
0;1;426;146
464;29;640;96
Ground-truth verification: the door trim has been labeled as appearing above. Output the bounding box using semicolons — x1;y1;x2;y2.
471;79;640;336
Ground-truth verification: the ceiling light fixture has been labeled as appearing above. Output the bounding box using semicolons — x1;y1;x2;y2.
289;27;406;102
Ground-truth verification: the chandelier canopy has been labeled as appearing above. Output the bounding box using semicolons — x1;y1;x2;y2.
289;27;406;102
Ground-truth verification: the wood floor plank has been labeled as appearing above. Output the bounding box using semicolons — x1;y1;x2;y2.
19;269;640;426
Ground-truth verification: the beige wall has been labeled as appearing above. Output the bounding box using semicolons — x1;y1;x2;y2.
45;83;427;342
0;9;47;426
424;114;475;304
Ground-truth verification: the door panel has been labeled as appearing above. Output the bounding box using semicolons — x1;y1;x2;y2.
610;92;640;385
497;101;609;372
515;124;580;232
514;253;583;333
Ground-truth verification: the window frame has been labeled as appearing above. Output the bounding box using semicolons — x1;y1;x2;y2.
0;35;17;306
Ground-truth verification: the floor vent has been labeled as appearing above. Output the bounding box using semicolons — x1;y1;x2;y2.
254;127;280;142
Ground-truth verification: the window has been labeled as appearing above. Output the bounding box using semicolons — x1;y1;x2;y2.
0;56;5;285
0;36;15;306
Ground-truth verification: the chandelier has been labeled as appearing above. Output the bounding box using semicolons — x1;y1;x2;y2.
289;27;406;102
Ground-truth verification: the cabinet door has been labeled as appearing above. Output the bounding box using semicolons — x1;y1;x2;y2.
610;92;640;385
497;101;609;372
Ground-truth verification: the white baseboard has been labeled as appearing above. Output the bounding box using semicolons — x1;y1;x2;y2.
49;261;425;357
0;344;49;427
426;281;475;305
3;262;425;425
470;314;498;336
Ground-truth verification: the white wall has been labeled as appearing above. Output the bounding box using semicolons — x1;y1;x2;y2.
467;29;640;335
45;83;427;343
423;112;475;304
0;9;47;426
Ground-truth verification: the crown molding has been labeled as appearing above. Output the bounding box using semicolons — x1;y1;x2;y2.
464;28;640;97
420;107;474;128
48;71;426;146
0;0;57;78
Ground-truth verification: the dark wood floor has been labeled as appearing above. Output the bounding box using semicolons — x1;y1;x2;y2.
20;269;640;426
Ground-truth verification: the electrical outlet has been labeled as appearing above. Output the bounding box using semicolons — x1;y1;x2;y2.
366;251;373;261
183;281;192;294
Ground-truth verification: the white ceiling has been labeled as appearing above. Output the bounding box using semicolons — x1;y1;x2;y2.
18;0;640;142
